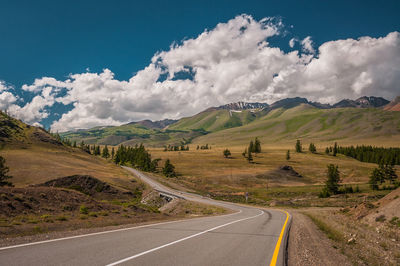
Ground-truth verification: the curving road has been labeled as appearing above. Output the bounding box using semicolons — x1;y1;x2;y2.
0;167;291;266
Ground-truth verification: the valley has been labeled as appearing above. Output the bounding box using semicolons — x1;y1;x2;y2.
2;96;400;265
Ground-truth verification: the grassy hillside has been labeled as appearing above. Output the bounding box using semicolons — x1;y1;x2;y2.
60;123;206;147
60;103;400;148
193;104;400;146
0;111;140;189
168;109;258;132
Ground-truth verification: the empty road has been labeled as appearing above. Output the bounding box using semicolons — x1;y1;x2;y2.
0;167;290;266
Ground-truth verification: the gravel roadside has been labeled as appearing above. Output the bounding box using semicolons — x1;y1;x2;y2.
288;211;351;266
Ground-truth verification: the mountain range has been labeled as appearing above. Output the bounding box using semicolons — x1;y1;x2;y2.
60;96;400;146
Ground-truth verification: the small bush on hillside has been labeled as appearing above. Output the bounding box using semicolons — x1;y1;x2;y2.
375;215;386;222
223;149;231;158
80;205;89;214
0;156;13;187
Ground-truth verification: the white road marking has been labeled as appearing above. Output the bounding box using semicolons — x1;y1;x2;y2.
0;210;242;251
106;210;264;266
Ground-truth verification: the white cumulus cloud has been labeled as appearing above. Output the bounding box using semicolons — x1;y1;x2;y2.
1;14;399;131
301;36;315;54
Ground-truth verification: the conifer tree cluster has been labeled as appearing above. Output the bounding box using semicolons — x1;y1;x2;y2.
331;145;400;165
79;141;91;154
162;159;176;177
50;132;74;147
243;138;261;163
248;138;261;153
369;164;398;190
308;143;317;153
114;144;160;172
164;145;189;151
197;144;211;150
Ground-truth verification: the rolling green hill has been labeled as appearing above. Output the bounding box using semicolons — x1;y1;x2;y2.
59;97;400;147
193;104;400;146
60;123;207;147
168;109;259;132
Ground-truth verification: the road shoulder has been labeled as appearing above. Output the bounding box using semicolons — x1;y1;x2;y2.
288;211;351;266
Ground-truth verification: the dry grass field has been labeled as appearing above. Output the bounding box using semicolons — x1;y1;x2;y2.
148;142;399;207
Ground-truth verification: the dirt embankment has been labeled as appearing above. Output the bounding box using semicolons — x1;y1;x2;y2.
299;188;400;266
36;175;135;200
288;211;351;266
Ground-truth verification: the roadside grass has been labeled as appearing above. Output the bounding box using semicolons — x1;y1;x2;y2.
303;212;344;242
302;208;400;265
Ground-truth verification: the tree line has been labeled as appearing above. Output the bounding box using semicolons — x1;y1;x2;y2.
335;145;400;165
164;145;189;151
197;144;211;150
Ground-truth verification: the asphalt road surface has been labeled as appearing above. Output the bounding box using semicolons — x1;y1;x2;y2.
0;167;291;266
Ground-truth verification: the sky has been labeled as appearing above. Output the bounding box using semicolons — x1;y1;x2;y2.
0;0;399;131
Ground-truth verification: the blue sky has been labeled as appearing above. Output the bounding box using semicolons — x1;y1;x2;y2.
0;0;399;130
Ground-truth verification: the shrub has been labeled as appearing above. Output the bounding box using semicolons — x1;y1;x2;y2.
80;205;89;214
56;215;68;221
40;214;53;223
375;215;386;222
318;188;331;198
88;212;98;217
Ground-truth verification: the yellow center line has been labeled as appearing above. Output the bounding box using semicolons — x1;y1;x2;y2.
269;210;290;266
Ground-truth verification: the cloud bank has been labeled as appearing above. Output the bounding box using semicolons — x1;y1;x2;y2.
1;14;399;131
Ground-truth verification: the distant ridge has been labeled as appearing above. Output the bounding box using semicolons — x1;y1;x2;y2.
211;96;390;113
127;119;178;129
333;96;389;108
59;95;397;146
216;101;269;110
384;96;400;111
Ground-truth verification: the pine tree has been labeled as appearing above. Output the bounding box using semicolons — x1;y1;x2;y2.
247;146;253;163
223;149;231;158
295;140;302;153
325;147;329;154
0;156;13;187
111;147;115;159
369;168;381;190
286;150;290;160
325;164;341;194
249;141;254;153
73;141;77;148
383;164;398;184
102;145;110;159
254;137;261;153
95;145;101;156
333;142;338;156
163;159;176;177
309;143;316;153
